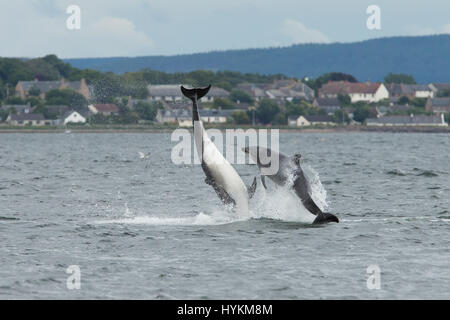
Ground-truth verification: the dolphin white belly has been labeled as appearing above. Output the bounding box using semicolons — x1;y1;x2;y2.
200;125;250;213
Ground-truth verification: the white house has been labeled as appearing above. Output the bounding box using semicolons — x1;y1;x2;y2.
412;85;434;98
319;81;389;103
288;115;335;127
366;114;448;127
63;111;86;124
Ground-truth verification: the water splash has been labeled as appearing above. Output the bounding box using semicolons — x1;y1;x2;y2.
303;165;328;211
96;165;329;226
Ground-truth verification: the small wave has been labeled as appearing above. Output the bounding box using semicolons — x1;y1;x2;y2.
94;212;245;226
413;168;438;177
386;169;407;176
386;168;439;177
0;216;19;221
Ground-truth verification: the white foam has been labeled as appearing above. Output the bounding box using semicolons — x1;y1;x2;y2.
95;165;329;226
303;165;328;211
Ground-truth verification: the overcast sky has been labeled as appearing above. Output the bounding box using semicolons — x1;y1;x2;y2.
1;0;449;58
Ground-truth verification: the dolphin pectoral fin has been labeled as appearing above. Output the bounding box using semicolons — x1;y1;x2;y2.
260;175;267;189
212;183;236;206
247;177;257;199
301;197;323;216
313;212;339;224
202;163;235;206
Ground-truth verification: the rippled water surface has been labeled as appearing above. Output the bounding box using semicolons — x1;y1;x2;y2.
1;132;449;299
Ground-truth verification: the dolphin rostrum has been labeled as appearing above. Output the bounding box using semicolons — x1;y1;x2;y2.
243;146;339;224
181;85;256;213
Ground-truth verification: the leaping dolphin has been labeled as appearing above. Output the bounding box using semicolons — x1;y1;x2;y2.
243;146;339;224
181;85;257;213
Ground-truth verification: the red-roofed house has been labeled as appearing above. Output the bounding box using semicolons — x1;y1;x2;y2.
89;104;120;116
319;81;389;103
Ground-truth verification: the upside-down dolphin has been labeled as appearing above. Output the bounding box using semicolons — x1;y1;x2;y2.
181;85;257;213
243;146;339;224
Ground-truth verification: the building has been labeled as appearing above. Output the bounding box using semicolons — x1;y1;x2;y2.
45;105;70;118
425;97;450;113
62;110;86;124
385;83;434;99
429;83;450;96
236;83;266;101
6;113;51;126
199;109;237;123
312;98;341;115
156;108;191;126
201;87;230;103
148;84;229;103
319;81;389;103
366;114;448;127
288;115;335;127
1;104;32;114
127;98;154;109
236;81;314;102
15;78;90;100
89;104;119;116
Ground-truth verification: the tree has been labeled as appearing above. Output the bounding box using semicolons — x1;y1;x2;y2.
437;89;450;97
42;54;72;78
353;106;374;123
384;72;416;84
46;88;88;110
91;73;121;103
24;58;60;81
134;101;161;121
333;109;350;124
409;97;427;108
0;81;4;100
229;90;254;104
272;113;287;125
397;96;410;105
337;94;351;106
256;99;280;124
0;109;8;122
231;111;251;124
26;96;45;107
32;105;51;119
213;97;234;109
5;97;25;105
311;72;358;91
286;101;307;117
28;86;41;96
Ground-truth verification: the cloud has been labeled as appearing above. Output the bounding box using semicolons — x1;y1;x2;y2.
408;23;450;36
280;18;330;44
84;17;154;56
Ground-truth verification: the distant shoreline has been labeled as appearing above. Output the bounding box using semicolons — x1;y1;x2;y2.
0;125;448;134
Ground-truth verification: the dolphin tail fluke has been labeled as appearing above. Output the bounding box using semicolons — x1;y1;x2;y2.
313;212;339;224
180;85;211;102
181;85;211;123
